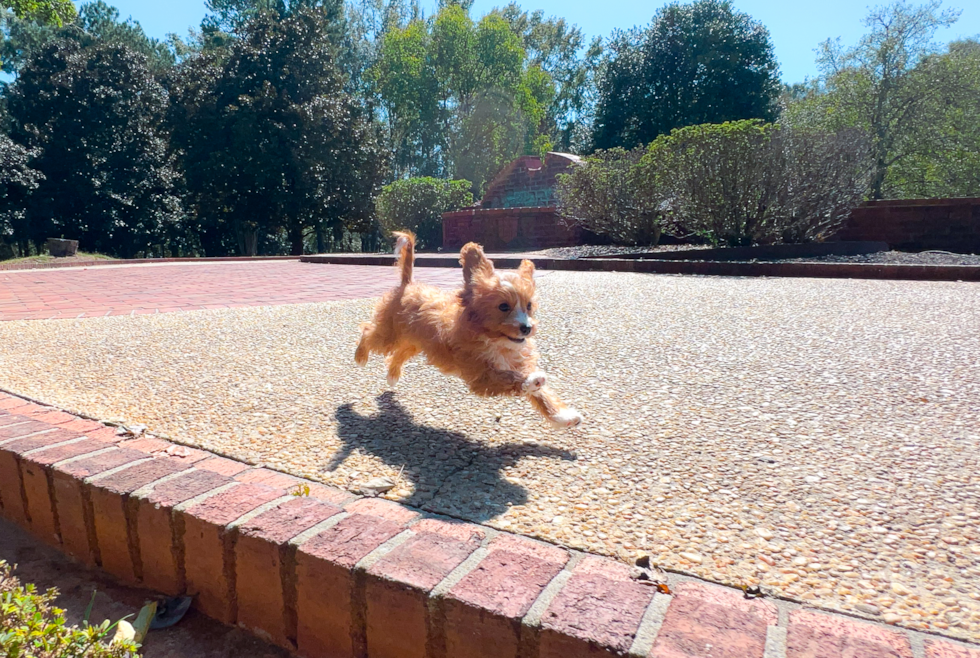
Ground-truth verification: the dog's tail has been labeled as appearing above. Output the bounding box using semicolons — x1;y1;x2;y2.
392;231;415;286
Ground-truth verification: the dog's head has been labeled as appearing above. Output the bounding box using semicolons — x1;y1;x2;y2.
458;242;538;344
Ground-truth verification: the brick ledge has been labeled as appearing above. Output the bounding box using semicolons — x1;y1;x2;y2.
1;389;978;658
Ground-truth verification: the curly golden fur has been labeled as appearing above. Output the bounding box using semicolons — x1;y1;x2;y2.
354;231;582;428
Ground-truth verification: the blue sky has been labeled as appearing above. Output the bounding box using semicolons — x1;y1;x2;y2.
101;0;979;84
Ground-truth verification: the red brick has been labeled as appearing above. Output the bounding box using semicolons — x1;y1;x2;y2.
181;483;285;623
235;497;343;648
26;410;77;425
0;419;55;442
196;455;251;477
345;497;420;524
0;413;29;427
0;448;26;525
118;436;174;453
85;426;122;443
4;402;46;416
925;640;980;658
59;418;107;434
88;458;186;584
444;538;569;658
53;447;149;479
786;609;913;658
235;467;302;489
136;469;232;595
650;582;778;658
1;428;83;455
0;397;25;410
365;528;482;658
17;439;111;547
539;557;655;658
295;513;406;658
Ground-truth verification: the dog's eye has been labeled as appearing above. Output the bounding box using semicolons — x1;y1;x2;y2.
498;303;511;313
526;302;532;311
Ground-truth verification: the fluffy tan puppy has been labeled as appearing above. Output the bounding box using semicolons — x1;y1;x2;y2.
355;231;582;428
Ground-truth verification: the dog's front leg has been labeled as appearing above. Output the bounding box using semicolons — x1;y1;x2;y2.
466;367;543;397
527;385;583;429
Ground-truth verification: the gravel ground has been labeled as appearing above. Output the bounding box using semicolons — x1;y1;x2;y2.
1;272;979;640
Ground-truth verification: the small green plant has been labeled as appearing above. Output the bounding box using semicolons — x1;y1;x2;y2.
0;560;138;658
291;484;311;497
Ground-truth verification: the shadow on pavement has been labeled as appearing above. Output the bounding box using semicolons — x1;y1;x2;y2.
329;392;575;521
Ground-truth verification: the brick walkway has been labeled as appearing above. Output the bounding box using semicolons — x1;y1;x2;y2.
0;261;465;321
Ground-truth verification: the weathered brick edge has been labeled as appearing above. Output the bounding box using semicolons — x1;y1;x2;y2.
301;254;980;282
1;390;977;658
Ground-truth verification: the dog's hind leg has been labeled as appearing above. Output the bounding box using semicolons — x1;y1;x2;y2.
386;344;420;387
355;322;379;366
527;386;583;429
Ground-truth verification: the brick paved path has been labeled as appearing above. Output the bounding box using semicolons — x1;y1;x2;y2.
0;261;466;321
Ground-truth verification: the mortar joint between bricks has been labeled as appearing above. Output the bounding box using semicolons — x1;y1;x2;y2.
20;436;91;457
0;427;59;447
84;457;155;484
51;447;118;469
130;467;197;501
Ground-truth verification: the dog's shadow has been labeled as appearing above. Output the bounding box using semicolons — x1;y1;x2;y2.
327;392;575;521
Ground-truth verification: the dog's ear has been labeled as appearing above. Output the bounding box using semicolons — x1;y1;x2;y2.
460;242;494;286
518;259;535;281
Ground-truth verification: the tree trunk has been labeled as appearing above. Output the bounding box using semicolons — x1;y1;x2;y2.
289;224;305;256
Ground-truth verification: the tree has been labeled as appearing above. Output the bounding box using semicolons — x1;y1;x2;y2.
784;1;963;199
878;37;980;197
591;0;780;151
6;40;181;257
2;1;175;76
2;0;74;26
169;5;386;256
555;146;661;245
0;132;43;257
375;177;473;249
370;3;556;195
492;3;601;151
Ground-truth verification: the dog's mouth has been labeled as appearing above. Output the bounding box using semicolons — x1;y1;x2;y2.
505;336;526;343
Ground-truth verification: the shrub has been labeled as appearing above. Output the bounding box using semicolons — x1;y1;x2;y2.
554;147;662;246
375;177;474;249
0;560;137;658
636;120;871;246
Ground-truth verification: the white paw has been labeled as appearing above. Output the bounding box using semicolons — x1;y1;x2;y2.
387;373;399;387
522;371;547;393
548;408;583;429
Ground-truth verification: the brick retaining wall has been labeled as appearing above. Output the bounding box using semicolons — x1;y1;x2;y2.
442;207;585;251
2;390;978;657
835;198;980;253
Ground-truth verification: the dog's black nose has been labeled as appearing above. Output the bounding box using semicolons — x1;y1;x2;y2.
520;324;532;335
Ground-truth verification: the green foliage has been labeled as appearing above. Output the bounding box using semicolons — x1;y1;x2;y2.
375;177;473;249
783;0;966;199
635;120;872;246
591;0;780;151
2;0;74;26
168;5;386;256
0;133;43;257
6;39;181;257
0;560;137;658
492;3;601;152
1;1;176;76
876;37;980;198
370;2;558;195
555;147;660;246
